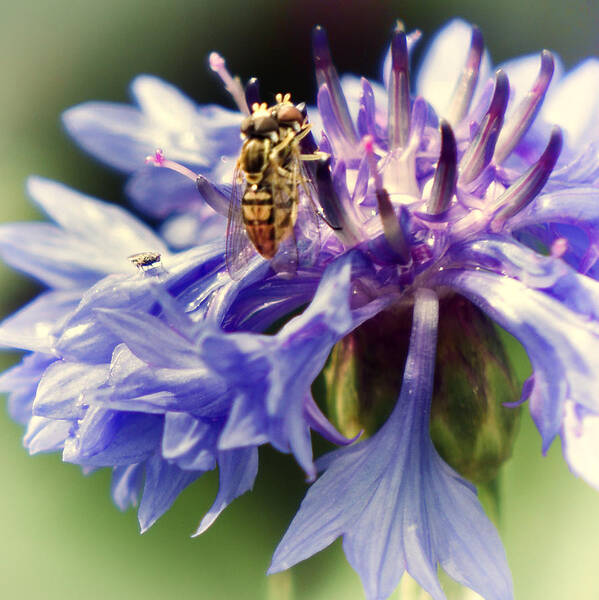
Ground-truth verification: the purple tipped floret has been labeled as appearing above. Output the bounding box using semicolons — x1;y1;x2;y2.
494;50;555;165
460;69;509;184
429;120;457;214
491;126;563;228
312;26;358;146
388;24;411;150
445;25;484;126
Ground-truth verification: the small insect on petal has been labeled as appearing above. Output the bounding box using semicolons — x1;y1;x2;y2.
128;251;162;270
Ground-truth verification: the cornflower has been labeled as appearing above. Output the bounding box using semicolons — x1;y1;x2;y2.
2;17;599;600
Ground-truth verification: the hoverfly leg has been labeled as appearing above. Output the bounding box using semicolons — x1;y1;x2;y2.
299;151;330;161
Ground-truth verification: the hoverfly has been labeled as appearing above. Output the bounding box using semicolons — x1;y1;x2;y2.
226;93;325;280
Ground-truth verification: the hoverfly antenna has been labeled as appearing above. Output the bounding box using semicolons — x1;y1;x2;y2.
251;102;269;115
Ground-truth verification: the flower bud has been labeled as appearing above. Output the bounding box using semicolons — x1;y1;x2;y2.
431;294;521;484
322;294;521;484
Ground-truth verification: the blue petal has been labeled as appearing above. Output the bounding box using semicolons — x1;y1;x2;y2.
0;353;54;424
542;59;599;148
434;267;599;451
24;416;73;454
193;447;258;536
130;75;201;129
562;401;599;489
202;252;388;475
55;246;223;361
111;463;144;511
450;236;599;320
0;178;168;289
33;360;109;419
161;211;227;250
63;102;158;171
125;167;201;218
27;177;167;256
0;290;81;352
161;412;218;471
270;290;512;600
218;393;270;450
138;454;202;533
63;407;162;466
63;76;241;173
87;344;228;417
93;308;202;369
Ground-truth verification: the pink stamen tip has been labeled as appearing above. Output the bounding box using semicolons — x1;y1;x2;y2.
551;238;568;258
145;148;165;166
363;135;375;154
209;52;226;72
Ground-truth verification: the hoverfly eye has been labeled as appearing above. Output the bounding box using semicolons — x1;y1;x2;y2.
241;117;254;134
253;115;278;134
276;105;304;125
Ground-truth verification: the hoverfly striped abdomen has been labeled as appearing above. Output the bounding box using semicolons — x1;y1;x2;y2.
226;94;324;278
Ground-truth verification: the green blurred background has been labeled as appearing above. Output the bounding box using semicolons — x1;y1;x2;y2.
1;1;599;598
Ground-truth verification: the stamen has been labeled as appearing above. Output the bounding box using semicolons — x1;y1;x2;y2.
312;26;358;146
428;120;457;214
388;23;410;150
490;126;563;230
245;77;261;109
493;50;555;165
459;69;509;184
145;149;198;181
445;26;484;126
208;52;250;116
364;135;410;264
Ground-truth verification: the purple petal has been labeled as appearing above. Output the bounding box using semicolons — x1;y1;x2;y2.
138;454;202;532
63;407;162;466
271;289;512;600
0;290;81;352
33;360;109;419
125;167;201;218
0;353;54;424
542;58;599;148
93;308;201;369
161;412;218;471
562;402;599;489
63;101;156;171
433;268;599;451
63;76;241;173
193;447;258;536
111;463;144;511
28;177;167;255
24;416;72;454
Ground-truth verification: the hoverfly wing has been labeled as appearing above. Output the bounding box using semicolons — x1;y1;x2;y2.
225;168;257;280
271;230;298;279
293;158;322;268
269;171;299;278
